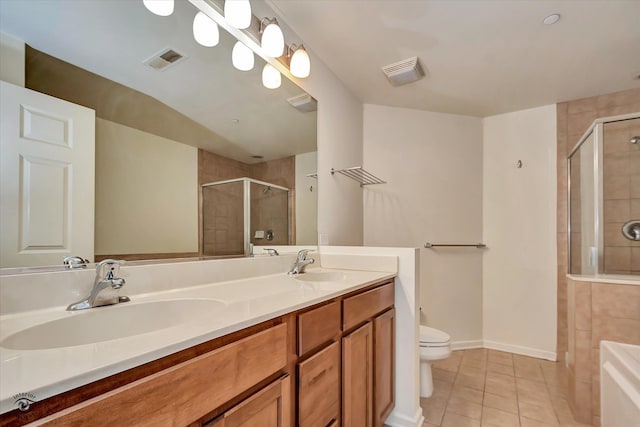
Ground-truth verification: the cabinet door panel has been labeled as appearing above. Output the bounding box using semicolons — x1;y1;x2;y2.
298;341;340;426
374;308;395;426
214;376;290;427
297;301;340;357
342;322;373;427
343;282;394;331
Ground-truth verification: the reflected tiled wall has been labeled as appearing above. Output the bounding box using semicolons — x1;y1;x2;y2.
602;118;640;273
556;88;640;362
567;278;640;426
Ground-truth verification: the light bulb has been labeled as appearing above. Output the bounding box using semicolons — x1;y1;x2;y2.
290;46;310;78
193;12;219;47
261;21;284;57
224;0;252;29
232;41;254;71
262;64;281;89
143;0;174;16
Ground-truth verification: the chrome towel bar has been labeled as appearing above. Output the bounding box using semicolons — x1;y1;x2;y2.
424;242;487;249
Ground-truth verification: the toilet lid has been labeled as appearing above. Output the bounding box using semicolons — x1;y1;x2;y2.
419;325;450;344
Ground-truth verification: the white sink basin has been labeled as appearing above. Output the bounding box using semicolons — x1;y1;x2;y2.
0;299;226;350
294;271;347;282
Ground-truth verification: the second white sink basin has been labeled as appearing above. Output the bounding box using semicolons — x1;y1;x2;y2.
293;271;347;282
1;299;226;350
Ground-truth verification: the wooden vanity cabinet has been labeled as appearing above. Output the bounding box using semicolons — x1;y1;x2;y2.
1;279;395;427
342;282;395;427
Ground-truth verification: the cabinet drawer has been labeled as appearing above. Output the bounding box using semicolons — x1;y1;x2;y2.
38;324;288;426
343;282;394;331
297;301;340;356
298;341;340;427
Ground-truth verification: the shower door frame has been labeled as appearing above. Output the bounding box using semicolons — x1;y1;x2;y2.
567;112;640;275
200;177;290;257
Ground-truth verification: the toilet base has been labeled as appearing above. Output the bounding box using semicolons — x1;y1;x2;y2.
420;361;434;398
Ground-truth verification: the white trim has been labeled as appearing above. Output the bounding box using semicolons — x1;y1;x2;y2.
451;340;483;350
483;340;557;361
385;406;425;427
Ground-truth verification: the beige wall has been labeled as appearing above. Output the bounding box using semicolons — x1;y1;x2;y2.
557;87;640;361
363;104;484;346
95;118;198;256
567;278;640;426
295;152;318;245
483;105;558;359
0;32;24;87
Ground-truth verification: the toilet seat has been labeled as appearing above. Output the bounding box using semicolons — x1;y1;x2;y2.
419;325;451;347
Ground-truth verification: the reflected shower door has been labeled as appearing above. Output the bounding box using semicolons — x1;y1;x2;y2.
250;182;290;246
201;181;244;256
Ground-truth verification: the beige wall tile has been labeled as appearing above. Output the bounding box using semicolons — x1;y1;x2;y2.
574;282;591;331
592;348;601;382
604;199;631;223
573;379;592;424
568;97;598;115
595;88;640;110
567;111;598;140
604;222;633;246
603;174;631;200
632;175;640;198
575;330;592;381
592;379;600;417
592;282;640;319
604;246;631;272
631;199;640;217
592;315;640;347
632;247;640;272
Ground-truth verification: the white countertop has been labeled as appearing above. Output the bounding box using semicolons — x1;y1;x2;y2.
0;267;395;414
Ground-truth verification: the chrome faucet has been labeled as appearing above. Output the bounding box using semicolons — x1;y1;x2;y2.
288;249;315;275
67;259;130;311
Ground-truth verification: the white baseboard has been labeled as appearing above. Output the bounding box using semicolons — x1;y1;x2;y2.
451;340;484;350
483;340;557;361
386;407;424;427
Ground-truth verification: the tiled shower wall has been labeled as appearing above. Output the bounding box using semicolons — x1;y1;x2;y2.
556;87;640;362
602;118;640;274
567;278;640;425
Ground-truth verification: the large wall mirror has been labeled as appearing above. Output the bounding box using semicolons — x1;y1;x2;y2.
0;0;318;269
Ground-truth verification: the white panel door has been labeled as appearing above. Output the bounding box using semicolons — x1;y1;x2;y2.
0;81;95;268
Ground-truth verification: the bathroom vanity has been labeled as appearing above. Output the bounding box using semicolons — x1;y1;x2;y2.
0;259;396;426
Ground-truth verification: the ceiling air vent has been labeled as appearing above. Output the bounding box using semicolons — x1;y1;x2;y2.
143;48;187;71
287;93;317;113
381;56;425;86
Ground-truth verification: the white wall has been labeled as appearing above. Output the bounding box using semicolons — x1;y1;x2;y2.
0;32;24;87
482;104;557;359
363;104;484;346
267;5;364;247
295;151;318;245
95;119;198;256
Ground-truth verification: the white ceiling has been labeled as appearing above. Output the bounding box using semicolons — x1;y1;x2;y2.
269;0;640;117
0;0;317;163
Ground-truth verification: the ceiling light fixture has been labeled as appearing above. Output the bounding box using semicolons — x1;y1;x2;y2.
260;18;284;57
287;44;310;78
224;0;252;29
143;0;174;16
232;41;254;71
262;64;281;89
193;11;219;47
543;13;561;25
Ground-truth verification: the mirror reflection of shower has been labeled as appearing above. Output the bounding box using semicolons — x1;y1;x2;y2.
200;178;290;256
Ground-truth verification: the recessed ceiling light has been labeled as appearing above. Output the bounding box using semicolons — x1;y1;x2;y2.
231;118;240;123
543;14;561;25
251;155;264;159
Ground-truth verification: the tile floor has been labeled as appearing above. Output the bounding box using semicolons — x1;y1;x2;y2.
421;349;593;427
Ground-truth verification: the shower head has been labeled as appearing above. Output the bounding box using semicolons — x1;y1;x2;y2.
263;186;271;194
631;136;640;144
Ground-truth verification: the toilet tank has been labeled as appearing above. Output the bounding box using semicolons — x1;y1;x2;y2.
600;341;640;427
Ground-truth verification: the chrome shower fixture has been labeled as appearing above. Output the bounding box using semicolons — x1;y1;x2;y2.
630;136;640;144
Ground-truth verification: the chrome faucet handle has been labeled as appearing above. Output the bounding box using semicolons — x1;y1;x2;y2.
96;259;123;280
63;255;89;269
264;248;279;256
111;278;126;289
296;249;311;260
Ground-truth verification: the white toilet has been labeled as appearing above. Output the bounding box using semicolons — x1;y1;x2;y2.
419;325;452;397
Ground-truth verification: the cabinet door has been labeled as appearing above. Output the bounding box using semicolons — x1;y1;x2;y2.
374;308;395;426
208;376;290;427
298;341;340;426
342;322;373;427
